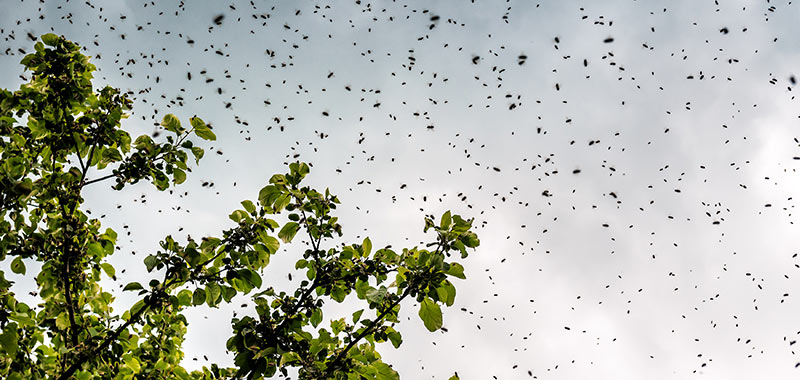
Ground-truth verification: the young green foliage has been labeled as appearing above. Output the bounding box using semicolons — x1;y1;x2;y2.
0;35;480;380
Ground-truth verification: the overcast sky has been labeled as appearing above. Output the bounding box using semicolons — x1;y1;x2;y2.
2;0;800;379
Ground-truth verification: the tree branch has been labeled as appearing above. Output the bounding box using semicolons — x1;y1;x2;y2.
62;250;79;348
272;276;320;337
323;238;446;376
57;194;81;352
56;295;156;380
81;173;117;187
325;288;411;376
272;199;325;335
71;134;86;174
78;144;95;187
57;268;178;380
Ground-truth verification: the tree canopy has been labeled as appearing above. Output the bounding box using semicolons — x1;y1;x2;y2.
0;35;479;379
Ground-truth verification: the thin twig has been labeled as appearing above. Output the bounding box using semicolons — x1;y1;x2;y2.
78;144;95;187
71;134;85;174
81;173;117;187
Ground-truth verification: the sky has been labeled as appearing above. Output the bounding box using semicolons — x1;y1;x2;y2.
2;0;800;379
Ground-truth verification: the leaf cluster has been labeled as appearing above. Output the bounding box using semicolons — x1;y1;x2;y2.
0;35;478;380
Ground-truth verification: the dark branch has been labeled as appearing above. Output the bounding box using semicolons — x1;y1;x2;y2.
57;267;177;380
56;295;156;380
325;288;411;376
81;173;117;187
72;137;85;173
78;145;95;187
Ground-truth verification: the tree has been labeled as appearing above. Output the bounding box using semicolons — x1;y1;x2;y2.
0;34;479;380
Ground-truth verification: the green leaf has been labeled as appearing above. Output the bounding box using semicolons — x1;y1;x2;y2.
424;217;435;233
123;282;143;292
222;285;237;302
278;222;300;243
41;33;59;46
418;250;431;266
55;313;69;330
229;209;249;223
355;278;370;300
123;353;141;373
431;282;457;307
258;185;280;208
362;237;372;257
279;351;301;366
155;359;169;371
173;167;186;184
190;146;204;163
12;180;32;196
191;117;216;141
352;309;364;323
254;244;273;269
441;282;456;306
418;298;442;332
192;288;205;306
128;300;147;318
161;114;182;134
177;289;193;306
273;193;291;212
10;257;25;275
174;368;193;380
241;200;256;214
435;287;448;303
366;287;387;304
340;246;355;261
0;327;18;355
100;263;115;278
269;174;287;186
288;162;310;181
260;234;279;254
374;362;399;380
8;314;35;327
330;286;347;303
310;308;322;327
453;241;467;257
4;157;25;179
440;210;452;230
387;331;402;348
134;134;154;152
445;262;466;279
144;255;158;272
461;232;480;248
280;351;301;367
87;242;104;257
100;148;123;164
205;283;222;306
241;269;262;288
331;318;346;334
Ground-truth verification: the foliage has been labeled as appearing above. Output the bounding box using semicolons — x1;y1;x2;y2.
0;35;479;379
